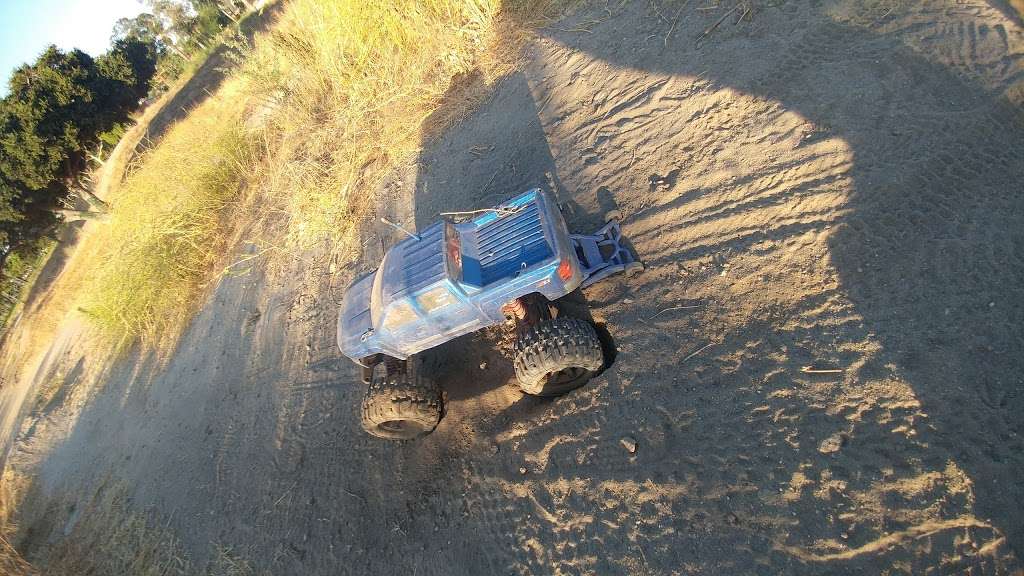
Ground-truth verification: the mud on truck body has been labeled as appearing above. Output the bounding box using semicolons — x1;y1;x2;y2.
338;188;641;439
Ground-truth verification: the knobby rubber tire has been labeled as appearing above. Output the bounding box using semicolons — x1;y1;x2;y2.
513;317;604;396
361;364;442;440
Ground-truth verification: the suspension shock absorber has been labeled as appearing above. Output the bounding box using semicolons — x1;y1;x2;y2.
502;294;555;336
501;297;527;321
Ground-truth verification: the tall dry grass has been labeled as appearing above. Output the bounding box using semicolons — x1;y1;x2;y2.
0;469;37;576
77;81;259;349
1;472;262;576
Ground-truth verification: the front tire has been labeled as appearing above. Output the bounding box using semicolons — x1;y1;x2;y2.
513;317;604;396
361;362;442;440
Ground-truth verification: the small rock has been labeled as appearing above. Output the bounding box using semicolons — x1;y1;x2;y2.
818;433;847;454
479;361;487;370
989;301;996;308
519;467;528;475
623;298;634;304
620;437;638;454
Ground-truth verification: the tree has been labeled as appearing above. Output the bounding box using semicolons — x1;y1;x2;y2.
0;39;157;278
0;44;157;193
98;38;159;102
1;48;97;190
112;12;167;49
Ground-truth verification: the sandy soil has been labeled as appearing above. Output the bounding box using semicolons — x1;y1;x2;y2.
2;0;1023;574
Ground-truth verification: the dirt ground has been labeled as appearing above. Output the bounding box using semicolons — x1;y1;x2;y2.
2;0;1023;574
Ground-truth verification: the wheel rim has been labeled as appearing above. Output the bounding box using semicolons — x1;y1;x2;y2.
378;419;413;433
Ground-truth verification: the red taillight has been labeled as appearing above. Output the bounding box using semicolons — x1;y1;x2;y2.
445;224;462;280
557;258;573;281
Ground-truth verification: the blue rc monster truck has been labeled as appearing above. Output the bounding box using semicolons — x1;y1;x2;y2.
338;188;641;439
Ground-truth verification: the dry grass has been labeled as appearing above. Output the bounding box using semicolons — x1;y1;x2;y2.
76;81;260;350
248;0;575;249
0;536;38;576
0;472;265;576
41;482;192;576
0;469;37;576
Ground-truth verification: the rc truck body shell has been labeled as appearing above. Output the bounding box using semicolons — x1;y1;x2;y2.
338;188;582;361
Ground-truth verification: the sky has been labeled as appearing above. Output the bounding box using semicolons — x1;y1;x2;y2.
0;0;146;94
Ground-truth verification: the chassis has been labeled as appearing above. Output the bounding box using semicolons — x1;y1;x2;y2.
337;188;640;439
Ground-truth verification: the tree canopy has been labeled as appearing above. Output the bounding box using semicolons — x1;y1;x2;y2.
0;40;158;269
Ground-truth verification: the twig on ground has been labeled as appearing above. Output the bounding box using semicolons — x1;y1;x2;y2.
645;304;703;321
800;366;844;374
682;342;715;364
736;4;751;23
649;0;670;23
638;541;651;575
665;0;691;46
481;169;500;194
273;481;297;507
468;145;493;157
696;3;741;43
343;488;366;502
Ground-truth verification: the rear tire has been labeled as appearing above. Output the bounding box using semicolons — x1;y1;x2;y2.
361;362;442;440
513;317;604;396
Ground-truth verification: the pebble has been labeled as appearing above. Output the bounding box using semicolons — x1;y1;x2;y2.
519;467;528;475
620;436;638;454
479;361;487;370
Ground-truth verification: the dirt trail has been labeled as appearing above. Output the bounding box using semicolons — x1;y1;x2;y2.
2;1;1023;574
